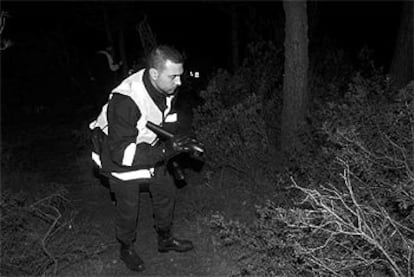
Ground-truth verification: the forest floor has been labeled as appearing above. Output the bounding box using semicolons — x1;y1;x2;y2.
2;110;283;276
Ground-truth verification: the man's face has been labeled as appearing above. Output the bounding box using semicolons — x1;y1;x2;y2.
151;59;184;95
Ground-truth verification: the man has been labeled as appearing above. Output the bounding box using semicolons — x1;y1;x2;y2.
89;45;195;272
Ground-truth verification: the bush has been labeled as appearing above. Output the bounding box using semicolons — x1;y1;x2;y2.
194;93;271;181
282;162;413;277
209;196;307;277
208;66;414;276
211;160;412;276
193;41;283;183
321;78;414;210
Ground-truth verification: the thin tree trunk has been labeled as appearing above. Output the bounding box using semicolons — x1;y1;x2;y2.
389;1;414;90
281;0;309;153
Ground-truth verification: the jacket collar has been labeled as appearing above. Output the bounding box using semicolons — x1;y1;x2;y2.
143;69;168;112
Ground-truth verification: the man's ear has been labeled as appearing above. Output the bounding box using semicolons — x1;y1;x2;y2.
149;68;159;80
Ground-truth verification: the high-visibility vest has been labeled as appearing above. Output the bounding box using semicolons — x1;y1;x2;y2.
89;69;176;181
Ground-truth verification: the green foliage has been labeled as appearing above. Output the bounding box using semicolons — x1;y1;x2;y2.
193;41;283;181
299;65;413;218
209;201;306;277
194;93;270;176
265;172;412;277
322;78;414;211
207;56;414;276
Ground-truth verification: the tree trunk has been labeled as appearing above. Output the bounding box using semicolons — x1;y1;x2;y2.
281;0;309;153
389;1;413;90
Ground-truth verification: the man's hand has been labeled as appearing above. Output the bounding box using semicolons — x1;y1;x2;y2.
165;135;205;159
171;135;194;151
146;122;205;160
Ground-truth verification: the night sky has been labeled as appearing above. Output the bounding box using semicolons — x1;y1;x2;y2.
2;1;233;72
2;1;402;66
1;1;403;120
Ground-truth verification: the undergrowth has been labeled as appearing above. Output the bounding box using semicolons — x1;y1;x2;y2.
194;42;414;277
1;124;108;276
0;183;108;276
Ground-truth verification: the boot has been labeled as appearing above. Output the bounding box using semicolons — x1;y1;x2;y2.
119;243;145;272
157;228;194;253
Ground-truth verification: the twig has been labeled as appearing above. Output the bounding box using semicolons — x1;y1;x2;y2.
289;164;410;277
219;166;225;190
401;88;414;171
40;205;61;276
408;246;413;277
28;190;68;276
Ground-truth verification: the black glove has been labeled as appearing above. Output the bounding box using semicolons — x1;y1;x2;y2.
164;135;205;160
163;134;188;160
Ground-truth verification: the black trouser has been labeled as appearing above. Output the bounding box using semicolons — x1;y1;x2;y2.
109;166;177;246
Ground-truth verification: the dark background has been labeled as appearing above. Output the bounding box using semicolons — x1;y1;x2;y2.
0;1;403;125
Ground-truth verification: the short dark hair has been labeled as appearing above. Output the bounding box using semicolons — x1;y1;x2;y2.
146;45;184;71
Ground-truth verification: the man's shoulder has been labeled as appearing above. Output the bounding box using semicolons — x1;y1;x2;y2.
108;93;142;119
126;68;146;82
109;93;137;110
111;69;147;95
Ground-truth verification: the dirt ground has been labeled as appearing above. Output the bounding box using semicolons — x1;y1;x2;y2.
63;154;238;277
2;117;243;276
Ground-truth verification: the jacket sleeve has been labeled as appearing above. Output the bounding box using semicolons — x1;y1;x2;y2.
107;93;165;169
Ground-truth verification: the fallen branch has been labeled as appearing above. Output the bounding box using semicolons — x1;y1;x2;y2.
285;160;413;277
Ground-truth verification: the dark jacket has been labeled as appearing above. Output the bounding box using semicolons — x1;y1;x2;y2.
90;69;179;181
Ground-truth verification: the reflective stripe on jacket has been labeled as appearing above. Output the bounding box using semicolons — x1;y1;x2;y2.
89;69;176;181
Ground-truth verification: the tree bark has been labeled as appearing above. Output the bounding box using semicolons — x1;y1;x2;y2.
281;0;309;153
389;1;413;90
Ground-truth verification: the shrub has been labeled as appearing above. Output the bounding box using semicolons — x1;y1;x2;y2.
321;78;414;210
284;161;413;277
208;68;414;276
193;41;283;183
0;184;106;276
194;93;271;181
209;196;307;277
